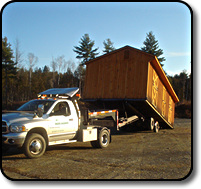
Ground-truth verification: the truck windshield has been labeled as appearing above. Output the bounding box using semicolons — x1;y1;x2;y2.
17;100;55;114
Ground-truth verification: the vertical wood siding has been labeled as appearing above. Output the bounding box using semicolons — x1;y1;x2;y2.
83;46;178;127
146;63;175;125
84;48;150;99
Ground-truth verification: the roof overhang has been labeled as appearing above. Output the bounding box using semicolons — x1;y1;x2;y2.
151;57;179;103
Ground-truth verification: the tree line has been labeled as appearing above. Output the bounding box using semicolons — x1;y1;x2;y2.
168;70;191;102
2;32;190;109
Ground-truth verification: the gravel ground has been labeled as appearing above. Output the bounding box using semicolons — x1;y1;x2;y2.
1;118;191;180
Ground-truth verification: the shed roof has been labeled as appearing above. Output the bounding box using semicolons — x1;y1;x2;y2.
85;45;179;103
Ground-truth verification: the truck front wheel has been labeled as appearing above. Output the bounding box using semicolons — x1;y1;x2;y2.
23;133;46;159
91;128;110;148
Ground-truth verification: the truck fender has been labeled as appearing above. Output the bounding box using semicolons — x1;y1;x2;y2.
26;127;49;146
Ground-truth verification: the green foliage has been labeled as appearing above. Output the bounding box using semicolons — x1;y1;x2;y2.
43;65;50;73
73;34;99;65
103;38;115;54
2;36;191;110
141;31;165;66
2;37;17;77
2;37;17;107
168;70;191;102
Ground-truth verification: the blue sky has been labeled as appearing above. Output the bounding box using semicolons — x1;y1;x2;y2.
2;2;191;76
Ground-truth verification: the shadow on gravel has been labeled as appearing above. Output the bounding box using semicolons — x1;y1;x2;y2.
2;128;171;160
2;145;94;160
46;145;93;152
2;148;26;160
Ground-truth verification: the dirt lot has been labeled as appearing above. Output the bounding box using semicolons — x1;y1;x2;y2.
1;118;191;180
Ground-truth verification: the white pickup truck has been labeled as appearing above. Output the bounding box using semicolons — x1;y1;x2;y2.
2;88;117;158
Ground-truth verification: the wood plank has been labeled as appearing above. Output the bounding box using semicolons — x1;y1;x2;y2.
104;55;111;98
108;54;115;98
130;55;138;99
117;50;126;98
97;60;102;98
165;91;170;121
146;62;151;100
85;64;92;98
126;56;135;98
90;62;97;98
157;79;163;115
147;62;153;102
124;59;129;98
113;53;121;98
140;54;149;99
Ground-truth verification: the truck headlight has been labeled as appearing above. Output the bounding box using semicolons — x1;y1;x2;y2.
9;125;26;133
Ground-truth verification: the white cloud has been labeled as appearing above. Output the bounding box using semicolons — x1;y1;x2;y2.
166;69;191;77
167;52;191;57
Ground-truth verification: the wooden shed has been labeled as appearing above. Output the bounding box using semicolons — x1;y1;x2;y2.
83;45;179;128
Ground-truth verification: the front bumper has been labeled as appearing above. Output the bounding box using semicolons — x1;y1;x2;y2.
2;132;27;147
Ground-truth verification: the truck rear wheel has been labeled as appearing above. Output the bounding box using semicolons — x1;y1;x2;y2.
144;118;154;131
154;122;160;133
150;118;155;131
91;128;110;148
23;133;46;159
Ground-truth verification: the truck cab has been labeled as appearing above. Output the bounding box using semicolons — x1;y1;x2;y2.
2;88;111;158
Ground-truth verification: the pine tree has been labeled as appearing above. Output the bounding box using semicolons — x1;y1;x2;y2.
2;37;17;76
103;38;115;54
43;65;50;73
141;31;165;66
73;34;99;65
2;37;17;108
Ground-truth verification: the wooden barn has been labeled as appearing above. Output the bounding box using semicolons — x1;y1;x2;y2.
83;45;179;128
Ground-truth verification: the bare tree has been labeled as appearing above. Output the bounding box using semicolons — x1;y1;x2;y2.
66;60;76;86
50;56;58;87
71;61;76;73
56;55;64;86
27;53;38;98
66;59;76;73
14;38;24;68
62;60;68;74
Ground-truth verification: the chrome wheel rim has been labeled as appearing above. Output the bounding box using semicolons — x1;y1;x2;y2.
151;118;154;130
155;122;159;133
29;139;42;155
102;134;108;146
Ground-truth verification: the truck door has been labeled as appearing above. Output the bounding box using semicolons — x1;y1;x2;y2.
48;101;77;141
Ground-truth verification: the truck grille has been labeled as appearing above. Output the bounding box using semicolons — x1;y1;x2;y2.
2;121;9;134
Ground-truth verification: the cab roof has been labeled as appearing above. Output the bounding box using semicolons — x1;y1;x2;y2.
39;87;79;98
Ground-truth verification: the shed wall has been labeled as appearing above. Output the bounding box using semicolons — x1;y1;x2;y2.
83;46;178;128
83;48;153;100
146;63;175;125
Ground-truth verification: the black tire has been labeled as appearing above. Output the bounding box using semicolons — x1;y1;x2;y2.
144;118;154;131
91;128;110;148
23;133;46;159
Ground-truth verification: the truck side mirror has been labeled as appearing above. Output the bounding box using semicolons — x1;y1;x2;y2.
37;104;44;117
